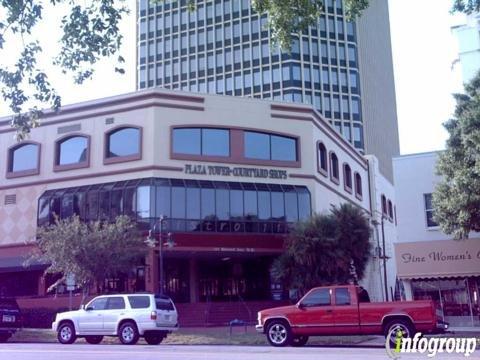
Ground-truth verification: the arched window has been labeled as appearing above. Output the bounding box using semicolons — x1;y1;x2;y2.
7;142;40;178
105;126;142;163
354;172;363;198
330;152;339;183
55;135;89;170
317;142;328;175
381;194;387;216
343;163;352;191
388;200;394;220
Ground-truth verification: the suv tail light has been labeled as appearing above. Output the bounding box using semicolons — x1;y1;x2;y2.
150;311;157;320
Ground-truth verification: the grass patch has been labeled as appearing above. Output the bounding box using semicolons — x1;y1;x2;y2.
10;327;375;346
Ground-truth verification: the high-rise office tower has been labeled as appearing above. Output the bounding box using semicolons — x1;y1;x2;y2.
137;0;399;179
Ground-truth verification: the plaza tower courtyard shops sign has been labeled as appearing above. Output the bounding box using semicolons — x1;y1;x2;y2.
184;164;288;180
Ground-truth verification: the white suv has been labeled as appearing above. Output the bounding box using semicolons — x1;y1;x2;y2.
52;293;179;345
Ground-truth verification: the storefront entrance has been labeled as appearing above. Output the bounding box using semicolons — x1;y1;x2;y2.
198;257;272;302
411;277;480;328
162;256;276;303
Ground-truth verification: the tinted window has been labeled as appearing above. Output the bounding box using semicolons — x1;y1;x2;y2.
271;192;285;220
201;188;215;219
10;144;38;172
58;136;88;165
285;191;299;222
216;188;229;220
173;128;201;155
88;297;108;310
258;191;271;220
156;185;171;217
128;296;151;309
298;188;311;220
335;288;351;305
244;131;297;161
107;297;126;310
155;297;175;311
186;186;200;219
202;129;229;156
244;131;270;159
107;127;140;158
302;289;331;307
318;143;327;172
271;135;296;161
173;128;230;156
244;190;258;217
172;187;186;218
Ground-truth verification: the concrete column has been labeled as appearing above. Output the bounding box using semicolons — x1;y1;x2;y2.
189;258;199;303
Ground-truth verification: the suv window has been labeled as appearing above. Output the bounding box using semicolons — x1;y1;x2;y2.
128;296;150;309
335;288;351;305
301;289;331;307
88;297;108;311
155;297;174;311
106;297;126;310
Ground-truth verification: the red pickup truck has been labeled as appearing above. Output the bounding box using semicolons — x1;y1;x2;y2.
256;285;448;347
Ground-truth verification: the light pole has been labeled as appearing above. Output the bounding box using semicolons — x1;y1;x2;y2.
148;215;168;295
372;213;390;302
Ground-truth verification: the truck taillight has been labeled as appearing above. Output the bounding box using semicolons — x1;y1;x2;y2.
150;311;157;320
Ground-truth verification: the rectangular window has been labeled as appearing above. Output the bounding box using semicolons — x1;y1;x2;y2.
244;131;297;161
424;194;438;227
172;128;230;157
335;288;351;305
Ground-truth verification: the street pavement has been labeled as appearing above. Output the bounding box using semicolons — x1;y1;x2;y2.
0;343;479;360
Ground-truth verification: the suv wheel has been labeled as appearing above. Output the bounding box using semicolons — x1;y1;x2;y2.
85;335;103;344
291;335;308;347
57;322;76;344
118;321;139;345
266;320;292;347
144;333;164;345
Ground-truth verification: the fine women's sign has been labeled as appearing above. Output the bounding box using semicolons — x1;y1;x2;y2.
394;239;480;279
184;164;288;180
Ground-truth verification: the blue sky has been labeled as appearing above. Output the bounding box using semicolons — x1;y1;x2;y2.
0;0;468;155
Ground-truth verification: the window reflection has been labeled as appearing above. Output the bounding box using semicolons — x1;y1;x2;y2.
9;143;39;172
37;179;311;234
107;127;140;158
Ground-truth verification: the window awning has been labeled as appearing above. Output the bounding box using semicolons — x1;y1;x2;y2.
0;256;48;274
394;239;480;280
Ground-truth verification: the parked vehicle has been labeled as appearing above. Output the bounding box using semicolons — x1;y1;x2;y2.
0;298;22;342
256;285;448;347
52;293;179;345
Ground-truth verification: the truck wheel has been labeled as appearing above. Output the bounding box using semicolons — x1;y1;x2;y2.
384;319;414;347
266;320;292;347
144;333;164;345
85;336;103;344
57;322;77;344
118;321;139;345
291;336;309;347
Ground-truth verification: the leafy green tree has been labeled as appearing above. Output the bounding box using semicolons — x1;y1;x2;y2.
272;203;371;294
31;215;151;294
433;71;480;239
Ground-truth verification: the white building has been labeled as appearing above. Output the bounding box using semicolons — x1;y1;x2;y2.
393;152;480;329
